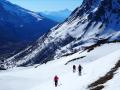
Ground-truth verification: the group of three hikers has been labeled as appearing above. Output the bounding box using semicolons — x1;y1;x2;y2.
54;64;82;87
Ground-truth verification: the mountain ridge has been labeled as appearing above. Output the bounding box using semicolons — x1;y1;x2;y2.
39;9;71;22
0;0;57;65
2;0;120;68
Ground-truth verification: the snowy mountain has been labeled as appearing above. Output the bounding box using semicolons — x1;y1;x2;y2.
2;0;120;68
0;0;57;61
40;9;71;22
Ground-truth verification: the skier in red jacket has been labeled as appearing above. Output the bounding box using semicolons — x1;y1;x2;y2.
54;75;59;87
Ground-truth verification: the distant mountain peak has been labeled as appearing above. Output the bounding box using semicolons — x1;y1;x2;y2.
60;9;71;12
40;9;72;22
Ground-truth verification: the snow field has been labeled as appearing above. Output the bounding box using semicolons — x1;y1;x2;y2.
0;43;120;90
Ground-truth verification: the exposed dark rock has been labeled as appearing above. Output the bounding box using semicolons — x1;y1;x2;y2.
88;59;120;90
65;56;86;65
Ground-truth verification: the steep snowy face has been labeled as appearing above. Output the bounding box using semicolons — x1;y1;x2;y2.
88;0;120;25
67;0;100;21
4;0;120;68
86;0;120;40
46;0;120;48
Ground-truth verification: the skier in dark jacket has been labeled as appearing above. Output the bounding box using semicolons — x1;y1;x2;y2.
73;65;76;73
54;75;59;87
78;65;82;76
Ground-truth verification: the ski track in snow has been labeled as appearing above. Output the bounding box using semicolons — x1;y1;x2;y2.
0;43;120;90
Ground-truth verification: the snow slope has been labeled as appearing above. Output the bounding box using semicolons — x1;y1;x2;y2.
0;43;120;90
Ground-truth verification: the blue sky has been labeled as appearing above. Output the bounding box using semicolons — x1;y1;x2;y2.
8;0;83;12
